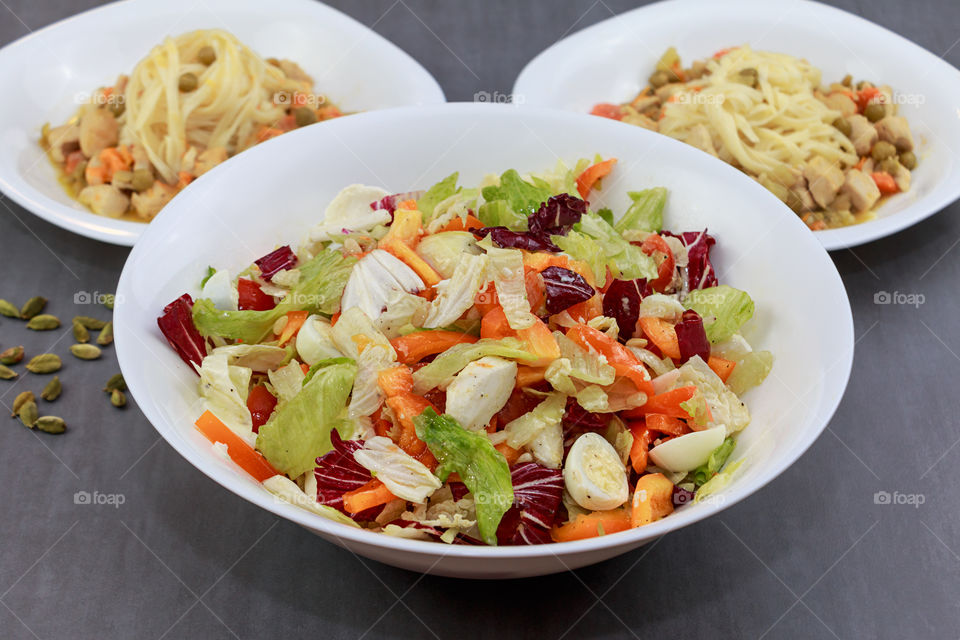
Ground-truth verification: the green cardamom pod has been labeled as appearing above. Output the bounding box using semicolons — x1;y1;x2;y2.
0;299;19;318
41;376;62;402
35;416;66;434
103;294;116;310
26;353;62;374
96;322;113;346
11;391;35;417
0;364;17;380
104;373;126;393
110;389;127;408
18;400;38;428
73;316;107;330
72;320;90;343
26;314;61;331
70;344;101;360
19;296;47;319
0;345;24;365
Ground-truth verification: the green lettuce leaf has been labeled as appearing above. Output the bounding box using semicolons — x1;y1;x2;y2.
692;436;736;487
193;249;356;343
413;409;513;545
683;285;755;344
502;392;566;449
726;350;774;395
477;200;527;230
615;187;667;233
417;172;459;221
481;169;554;217
552;230;609;288
411;337;538;394
575;212;658;281
255;359;357;477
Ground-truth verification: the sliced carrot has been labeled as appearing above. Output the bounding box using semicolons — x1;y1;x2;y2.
645;413;691;437
551;509;632;542
628;420;656;473
317;105;343;120
256;126;284;143
195;410;279;482
494;442;523;466
437;213;484;233
84;162;109;186
99;147;131;176
177;171;194;189
474;281;499;315
854;156;867;171
622;386;698;420
871;171;899;195
277;310;308;346
381;240;442;286
516;365;547;387
566;324;654;395
342;479;397;514
707;355;736;382
390;331;478;365
631;473;675;528
637;316;681;360
590;103;623;121
378;365;415;397
576;158;618;199
396;199;418;212
856;86;882;113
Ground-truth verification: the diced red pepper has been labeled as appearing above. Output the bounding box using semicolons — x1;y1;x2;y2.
247;384;278;433
237;278;276;311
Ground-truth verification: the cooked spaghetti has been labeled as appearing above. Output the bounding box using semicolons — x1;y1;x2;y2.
592;45;918;230
42;29;342;221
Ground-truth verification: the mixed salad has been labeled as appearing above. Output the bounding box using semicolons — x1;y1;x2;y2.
158;157;773;546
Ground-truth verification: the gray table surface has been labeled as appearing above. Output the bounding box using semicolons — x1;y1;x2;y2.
2;0;959;638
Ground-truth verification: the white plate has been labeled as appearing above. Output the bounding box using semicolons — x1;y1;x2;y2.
513;0;960;250
0;0;444;246
114;103;853;578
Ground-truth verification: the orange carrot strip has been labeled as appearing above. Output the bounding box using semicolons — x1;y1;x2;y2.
390;331;478;364
637;316;681;360
195;410;279;482
342;479;397;514
707;355;736;382
576;158;618;199
551;509;632;542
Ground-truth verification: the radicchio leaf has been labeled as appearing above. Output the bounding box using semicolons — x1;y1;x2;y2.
477;226;560;252
673;485;695;507
478;194;587;253
496;462;564;545
371;190;425;222
314;430;370;512
254;245;297;282
541;266;595;314
157;294;207;372
664;230;718;291
562;397;610;434
602;278;651;341
675;309;710;364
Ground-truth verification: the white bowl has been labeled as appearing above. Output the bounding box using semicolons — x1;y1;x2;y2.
513;0;960;250
0;0;444;246
114;103;853;579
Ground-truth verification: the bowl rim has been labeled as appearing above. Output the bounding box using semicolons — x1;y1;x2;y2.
114;102;855;559
512;0;960;252
0;0;446;247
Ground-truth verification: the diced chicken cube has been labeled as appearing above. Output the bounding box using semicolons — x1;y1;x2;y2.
78;184;129;217
841;169;881;212
821;92;857;117
444;356;517;431
847;114;878;156
803;156;845;208
130;181;177;221
195;147;229;176
892;163;911;192
130;144;150;171
78;107;118;157
874;116;914;152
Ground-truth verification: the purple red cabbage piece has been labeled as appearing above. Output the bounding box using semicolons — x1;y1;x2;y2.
254;245;298;282
371;190;425;223
496;462;564;545
478;193;587;253
541;266;595;314
562;397;610;434
675;309;710;364
157;294;207;372
602;278;651;342
663;230;718;291
314;430;371;513
673;485;695;507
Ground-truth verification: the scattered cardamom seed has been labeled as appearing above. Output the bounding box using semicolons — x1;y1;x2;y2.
19;296;47;319
26;353;62;374
102;294;115;310
0;299;19;318
70;344;101;360
26;314;61;331
73;316;107;330
11;391;35;417
0;345;24;365
35;416;66;434
0;364;17;380
110;389;127;408
41;376;62;402
72;320;90;343
96;322;113;346
17;400;38;428
104;373;126;393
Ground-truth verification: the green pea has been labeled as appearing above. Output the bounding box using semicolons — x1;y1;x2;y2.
178;72;198;92
131;169;153;192
871;140;897;162
293;107;318;127
864;103;885;123
197;46;216;66
648;70;670;88
899;151;917;170
833;117;852;137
